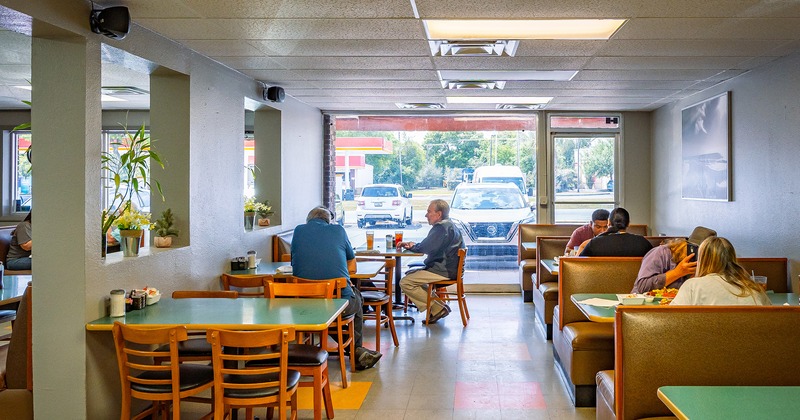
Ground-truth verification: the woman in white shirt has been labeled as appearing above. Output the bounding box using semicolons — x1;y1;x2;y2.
671;236;770;306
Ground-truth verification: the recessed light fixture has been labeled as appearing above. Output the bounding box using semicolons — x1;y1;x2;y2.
439;70;577;82
429;40;519;57
395;103;445;109
446;96;552;104
424;19;626;40
442;80;506;90
101;95;126;102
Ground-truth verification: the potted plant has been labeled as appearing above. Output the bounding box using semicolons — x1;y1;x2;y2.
153;208;179;248
101;122;164;256
244;196;257;231
256;199;274;226
115;206;152;257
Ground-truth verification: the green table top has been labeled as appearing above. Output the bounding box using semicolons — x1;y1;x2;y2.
0;275;32;306
86;297;348;332
571;293;799;322
658;386;800;420
521;242;537;251
540;258;559;275
227;261;385;279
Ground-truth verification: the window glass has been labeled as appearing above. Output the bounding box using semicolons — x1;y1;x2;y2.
552;135;616;222
244;131;255;198
12;131;32;212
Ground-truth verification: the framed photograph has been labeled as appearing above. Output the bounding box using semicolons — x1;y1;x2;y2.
681;92;731;201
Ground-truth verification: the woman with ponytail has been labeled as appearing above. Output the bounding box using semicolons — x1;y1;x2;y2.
579;207;652;257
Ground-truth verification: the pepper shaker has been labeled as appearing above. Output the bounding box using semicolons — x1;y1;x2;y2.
385;234;393;250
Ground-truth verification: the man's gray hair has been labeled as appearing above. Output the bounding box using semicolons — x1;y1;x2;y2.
430;199;450;219
306;206;332;223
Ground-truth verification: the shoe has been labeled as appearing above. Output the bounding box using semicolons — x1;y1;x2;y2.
423;304;451;325
355;347;382;370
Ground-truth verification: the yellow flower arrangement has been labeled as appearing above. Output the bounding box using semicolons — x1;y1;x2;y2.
244;196;258;213
115;207;153;230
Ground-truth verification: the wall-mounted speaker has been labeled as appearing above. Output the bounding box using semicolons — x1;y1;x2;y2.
90;6;131;40
263;86;285;103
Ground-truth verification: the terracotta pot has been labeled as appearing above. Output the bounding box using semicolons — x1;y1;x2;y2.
257;218;271;226
153;236;173;248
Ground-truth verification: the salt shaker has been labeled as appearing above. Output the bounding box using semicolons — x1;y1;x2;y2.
110;289;126;317
247;250;257;269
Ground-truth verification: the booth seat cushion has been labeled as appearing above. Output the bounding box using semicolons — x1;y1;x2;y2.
596;370;615;420
520;259;536;272
562;322;614;352
533;281;558;333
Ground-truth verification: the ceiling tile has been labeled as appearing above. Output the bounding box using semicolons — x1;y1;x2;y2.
248;39;430;56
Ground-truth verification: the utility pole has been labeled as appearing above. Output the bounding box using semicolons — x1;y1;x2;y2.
397;131;403;186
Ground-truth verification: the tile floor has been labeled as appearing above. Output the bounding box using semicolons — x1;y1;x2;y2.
183;293;595;420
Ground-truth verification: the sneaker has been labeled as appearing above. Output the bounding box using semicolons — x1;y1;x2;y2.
423;304;451;325
356;348;382;370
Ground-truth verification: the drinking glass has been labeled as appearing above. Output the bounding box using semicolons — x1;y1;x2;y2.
394;230;404;247
366;230;375;250
752;275;767;291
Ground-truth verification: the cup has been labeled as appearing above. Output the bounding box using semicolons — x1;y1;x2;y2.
394;230;404;247
752;275;768;291
366;230;375;250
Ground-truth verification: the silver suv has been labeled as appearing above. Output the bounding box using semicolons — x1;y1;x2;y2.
356;184;413;228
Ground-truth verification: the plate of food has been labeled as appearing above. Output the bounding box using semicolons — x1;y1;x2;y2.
645;288;679;304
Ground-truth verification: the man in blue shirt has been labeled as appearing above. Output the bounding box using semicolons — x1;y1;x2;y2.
398;199;465;325
292;206;382;370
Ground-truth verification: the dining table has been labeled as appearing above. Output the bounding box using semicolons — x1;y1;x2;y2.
0;275;32;307
86;297;349;333
539;258;559;276
227;260;386;281
657;385;800;420
355;243;424;305
571;292;800;323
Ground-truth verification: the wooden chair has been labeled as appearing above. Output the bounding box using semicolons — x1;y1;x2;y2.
112;322;214;420
221;273;272;297
280;253;291;262
206;327;300;420
154;290;240;364
292;277;357;388
0;284;32;420
355;258;399;350
425;248;470;327
265;281;335;420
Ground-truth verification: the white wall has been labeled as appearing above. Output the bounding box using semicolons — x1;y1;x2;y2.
1;0;323;417
651;51;800;291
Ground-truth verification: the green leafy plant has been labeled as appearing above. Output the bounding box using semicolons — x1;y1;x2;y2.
153;208;179;237
101;123;165;237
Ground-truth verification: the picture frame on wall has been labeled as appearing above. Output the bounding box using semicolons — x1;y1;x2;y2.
681;91;731;201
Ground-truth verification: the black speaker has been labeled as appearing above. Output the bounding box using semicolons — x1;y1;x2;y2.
264;86;285;103
90;6;131;40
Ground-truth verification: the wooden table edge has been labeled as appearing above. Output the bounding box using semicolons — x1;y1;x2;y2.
657;387;689;420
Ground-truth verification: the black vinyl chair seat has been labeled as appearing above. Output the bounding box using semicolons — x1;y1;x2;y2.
130;364;214;394
155;338;212;356
360;291;389;302
222;370;301;398
0;309;16;324
249;344;328;367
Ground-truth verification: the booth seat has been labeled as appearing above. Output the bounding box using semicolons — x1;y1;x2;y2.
597;306;800;420
518;224;580;302
553;257;643;407
271;229;294;262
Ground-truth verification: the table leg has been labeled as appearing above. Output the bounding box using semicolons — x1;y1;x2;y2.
392;255;415;323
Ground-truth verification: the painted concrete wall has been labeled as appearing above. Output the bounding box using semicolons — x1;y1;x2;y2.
1;0;323;417
621;111;652;229
651;51;800;291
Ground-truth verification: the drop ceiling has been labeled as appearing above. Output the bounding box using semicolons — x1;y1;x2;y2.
3;0;800;112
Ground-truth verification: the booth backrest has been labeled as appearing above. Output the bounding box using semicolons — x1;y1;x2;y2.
535;236;570;286
615;306;800;420
558;257;643;328
738;257;789;293
625;224;648;236
271;229;294;262
518;224;580;263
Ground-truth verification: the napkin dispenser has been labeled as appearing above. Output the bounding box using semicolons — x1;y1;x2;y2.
230;257;248;271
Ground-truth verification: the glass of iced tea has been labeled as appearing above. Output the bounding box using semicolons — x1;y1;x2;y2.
752;275;767;291
366;230;375;250
394;230;404;247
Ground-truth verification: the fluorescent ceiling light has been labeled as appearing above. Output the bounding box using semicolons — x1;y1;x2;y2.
439;70;577;81
424;19;626;40
446;96;552;104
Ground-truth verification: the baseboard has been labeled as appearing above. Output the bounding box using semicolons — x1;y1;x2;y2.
463;283;520;293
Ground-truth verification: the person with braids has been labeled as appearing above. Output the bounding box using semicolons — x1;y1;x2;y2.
671;237;770;305
579;207;652;257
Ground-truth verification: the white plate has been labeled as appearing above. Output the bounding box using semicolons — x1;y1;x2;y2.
276;265;293;274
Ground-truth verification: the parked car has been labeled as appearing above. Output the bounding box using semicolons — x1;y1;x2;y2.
334;193;345;225
355;184;413;228
449;182;535;255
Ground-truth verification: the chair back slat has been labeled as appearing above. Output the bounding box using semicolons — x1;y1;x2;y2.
267;281;334;298
221;274;273;297
291;277;347;298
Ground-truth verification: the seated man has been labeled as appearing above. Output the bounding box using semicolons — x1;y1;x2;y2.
291;206;382;370
565;209;609;255
398;199;465;325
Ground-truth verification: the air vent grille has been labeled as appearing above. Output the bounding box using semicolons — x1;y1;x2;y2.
443;80;506;90
429;40;519;57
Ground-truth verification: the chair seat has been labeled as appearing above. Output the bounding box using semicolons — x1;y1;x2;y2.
223;370;301;398
0;310;16;324
249;344;328;367
155;337;212;356
361;291;389;302
131;364;214;394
